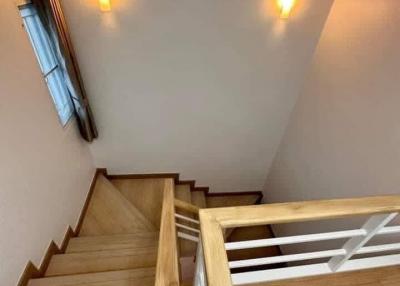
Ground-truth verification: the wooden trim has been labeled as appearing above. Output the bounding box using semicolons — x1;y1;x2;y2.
193;186;210;193
17;168;101;286
206;191;262;197
200;211;232;286
107;173;198;194
155;179;180;286
207;191;263;204
104;172;263;204
75;168;106;235
17;228;72;286
60;226;75;252
175;199;200;214
17;262;40;286
38;241;61;276
202;195;400;229
107;172;180;181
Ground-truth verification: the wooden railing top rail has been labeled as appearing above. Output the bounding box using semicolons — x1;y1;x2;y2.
201;195;400;228
155;179;180;286
175;198;200;214
199;195;400;286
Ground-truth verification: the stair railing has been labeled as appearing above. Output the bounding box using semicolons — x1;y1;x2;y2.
174;199;208;286
199;195;400;286
175;199;201;243
155;179;180;286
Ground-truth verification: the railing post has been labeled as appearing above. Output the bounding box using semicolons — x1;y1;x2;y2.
155;179;180;286
328;212;398;272
200;210;232;286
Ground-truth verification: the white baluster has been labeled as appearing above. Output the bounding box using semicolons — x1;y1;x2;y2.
328;212;398;272
194;239;207;286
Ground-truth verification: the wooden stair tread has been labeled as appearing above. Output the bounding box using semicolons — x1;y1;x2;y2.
45;247;158;277
206;194;261;208
191;191;207;208
66;232;159;253
28;268;155;286
111;178;167;229
79;174;156;236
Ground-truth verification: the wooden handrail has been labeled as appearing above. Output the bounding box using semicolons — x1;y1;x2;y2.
155;179;180;286
199;195;400;286
175;198;200;214
202;195;400;228
200;212;232;286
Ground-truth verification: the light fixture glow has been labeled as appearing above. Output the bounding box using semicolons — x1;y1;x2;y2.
277;0;296;19
99;0;111;12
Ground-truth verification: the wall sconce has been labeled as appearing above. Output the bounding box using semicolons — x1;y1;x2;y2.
277;0;296;19
99;0;111;12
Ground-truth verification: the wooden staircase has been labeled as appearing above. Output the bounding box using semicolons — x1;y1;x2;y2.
21;171;400;286
25;171;274;286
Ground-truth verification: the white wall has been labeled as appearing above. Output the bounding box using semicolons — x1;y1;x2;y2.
0;1;95;285
265;0;400;249
61;0;333;192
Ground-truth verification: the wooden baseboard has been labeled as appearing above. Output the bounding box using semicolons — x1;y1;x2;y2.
107;173;180;181
207;191;263;204
104;172;262;202
17;168;104;286
17;230;68;286
17;262;40;286
107;173;204;193
74;168;106;235
192;186;210;193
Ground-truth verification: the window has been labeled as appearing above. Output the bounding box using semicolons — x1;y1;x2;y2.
20;5;73;126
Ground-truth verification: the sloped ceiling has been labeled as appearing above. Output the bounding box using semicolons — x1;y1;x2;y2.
62;0;333;192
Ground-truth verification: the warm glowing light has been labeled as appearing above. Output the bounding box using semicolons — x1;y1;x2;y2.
277;0;296;19
99;0;111;12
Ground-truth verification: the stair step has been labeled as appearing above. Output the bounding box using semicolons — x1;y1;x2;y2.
79;174;156;236
45;247;158;277
28;268;155;286
191;191;207;208
206;193;261;208
66;232;159;253
111;178;167;229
